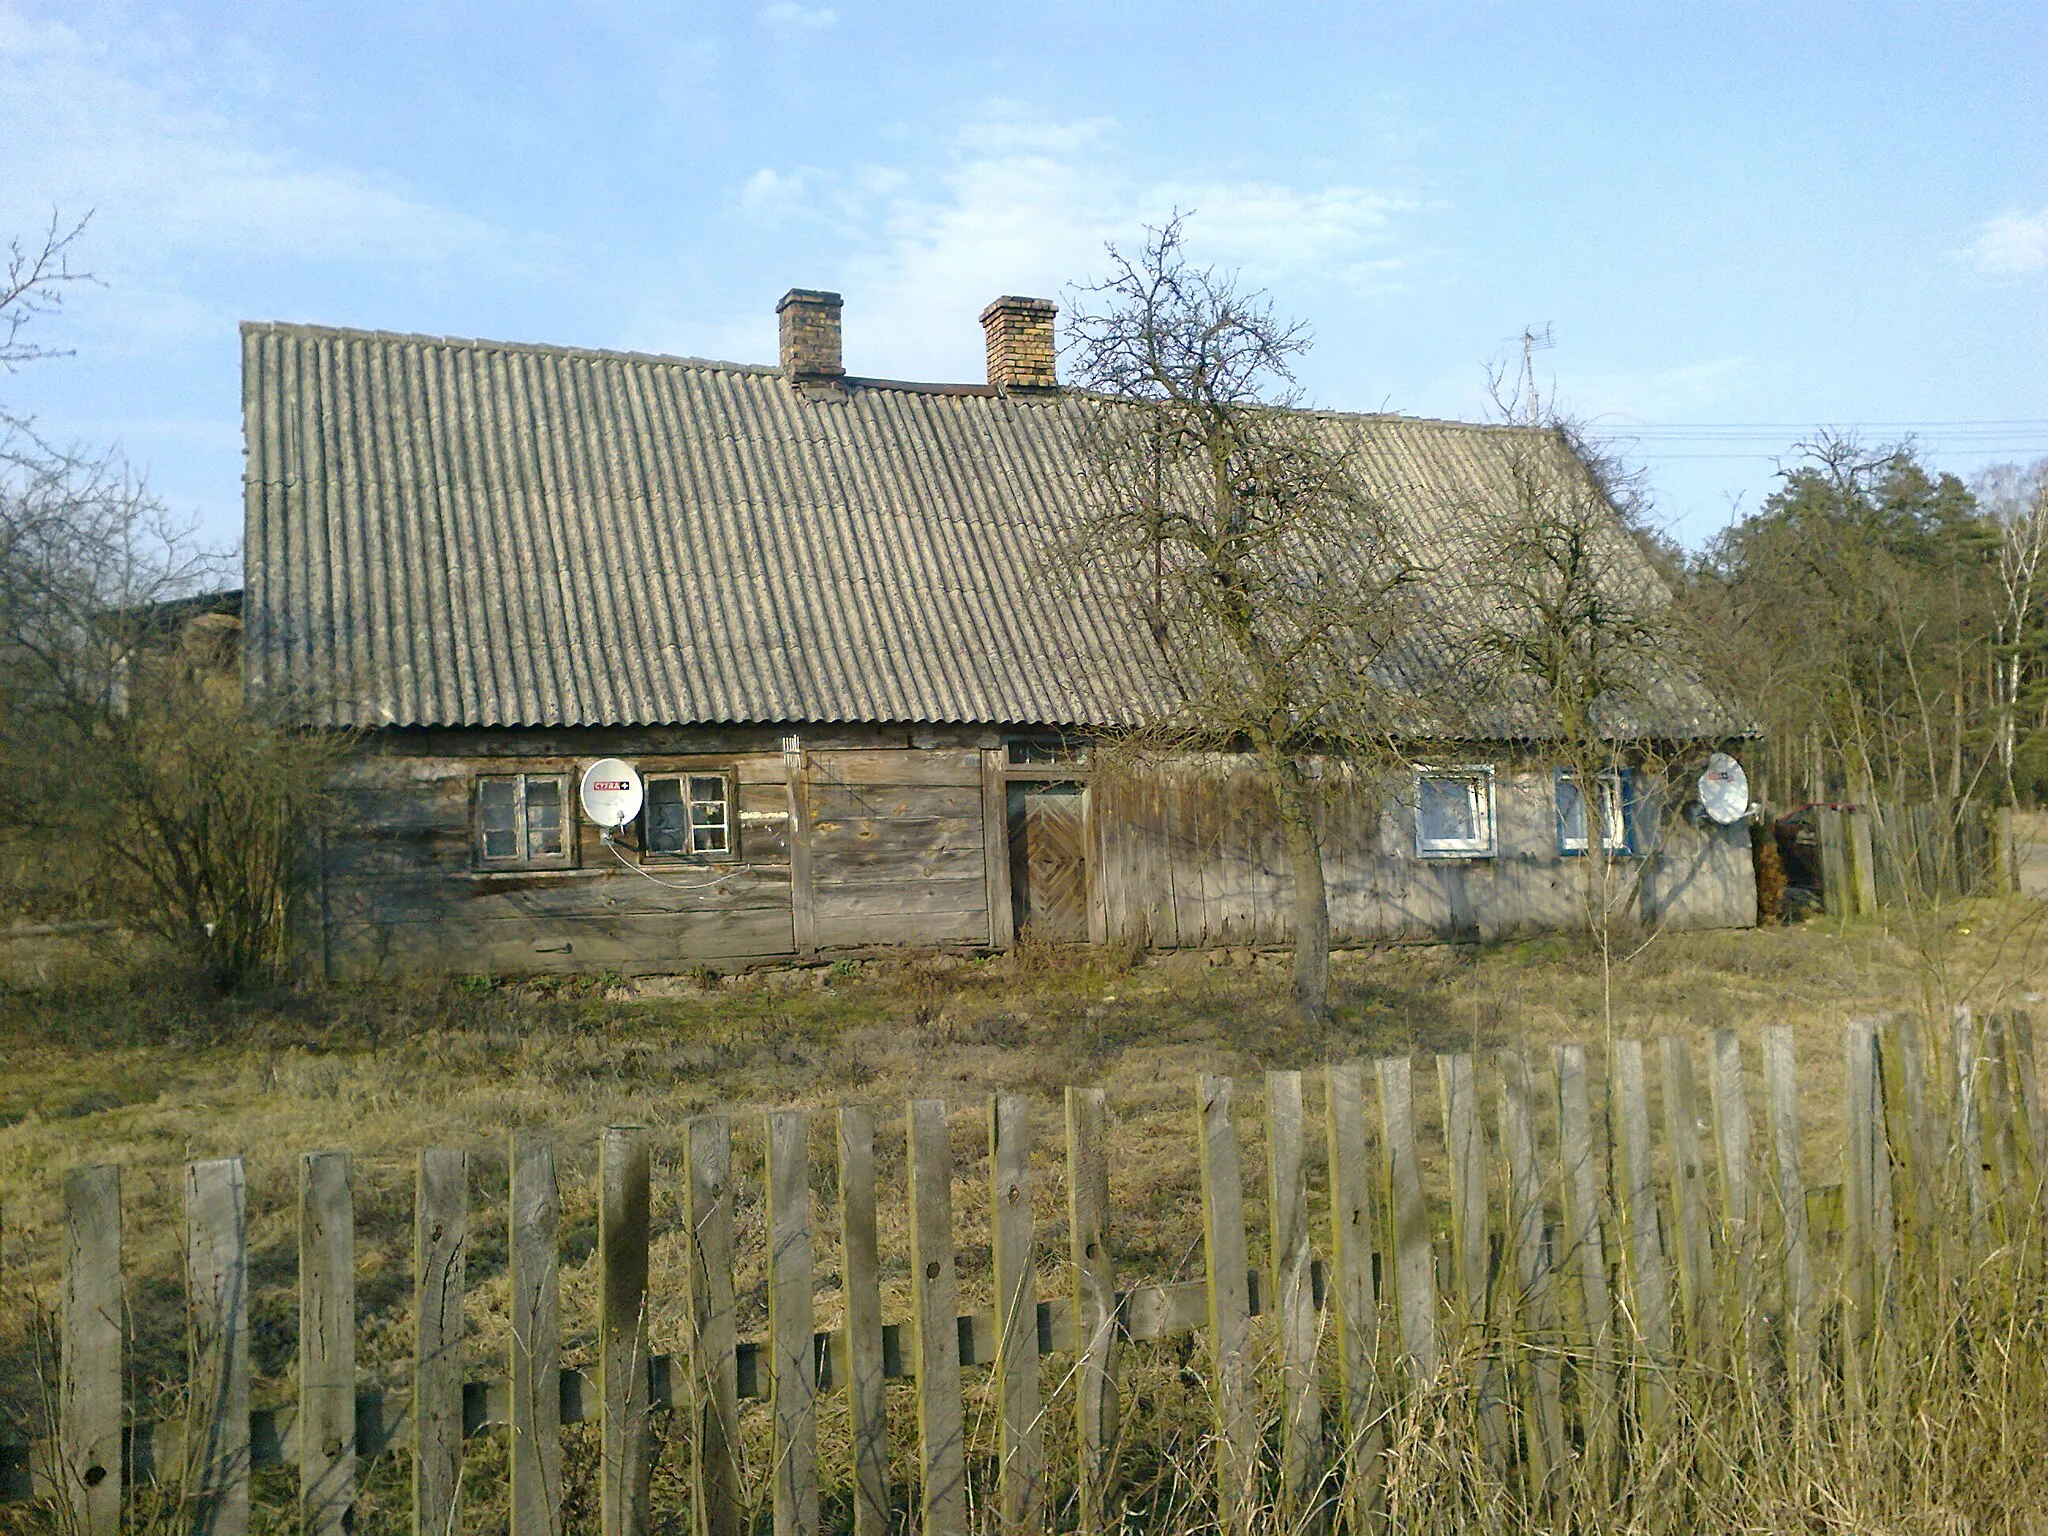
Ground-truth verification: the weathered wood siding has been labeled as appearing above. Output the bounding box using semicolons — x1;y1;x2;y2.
323;758;796;976
1092;762;1755;947
804;750;992;952
317;728;1005;978
315;731;1752;978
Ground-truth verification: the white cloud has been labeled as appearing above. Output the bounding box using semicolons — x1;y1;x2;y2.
1144;181;1421;283
726;111;1428;382
740;167;810;217
1955;206;2048;277
759;3;837;30
0;8;496;343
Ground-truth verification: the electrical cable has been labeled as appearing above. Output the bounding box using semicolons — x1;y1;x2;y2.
601;829;755;890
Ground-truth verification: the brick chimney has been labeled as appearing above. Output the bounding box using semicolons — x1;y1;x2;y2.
979;296;1058;390
777;288;844;383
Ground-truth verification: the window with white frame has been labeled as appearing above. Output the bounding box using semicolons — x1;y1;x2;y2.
1415;766;1496;858
476;774;572;867
643;772;734;858
1557;768;1631;855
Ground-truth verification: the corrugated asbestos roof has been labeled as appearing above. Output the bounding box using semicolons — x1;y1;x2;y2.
242;321;1742;737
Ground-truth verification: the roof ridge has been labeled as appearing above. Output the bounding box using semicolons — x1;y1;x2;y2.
239;319;784;378
240;321;1537;433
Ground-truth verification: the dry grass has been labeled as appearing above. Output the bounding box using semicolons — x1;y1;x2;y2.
2;903;2047;1533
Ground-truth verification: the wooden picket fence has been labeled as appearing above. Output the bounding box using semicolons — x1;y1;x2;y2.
8;1008;2047;1536
1805;801;2015;914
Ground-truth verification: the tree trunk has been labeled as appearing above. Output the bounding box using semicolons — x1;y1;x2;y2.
1270;757;1332;1022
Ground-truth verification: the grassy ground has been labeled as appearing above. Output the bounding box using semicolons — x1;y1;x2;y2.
2;902;2046;1531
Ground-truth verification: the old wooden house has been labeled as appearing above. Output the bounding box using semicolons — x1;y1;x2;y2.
242;290;1756;977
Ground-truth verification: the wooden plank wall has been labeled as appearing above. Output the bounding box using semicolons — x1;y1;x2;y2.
804;750;992;951
321;737;1007;974
1094;762;1756;947
318;733;1756;976
322;747;798;975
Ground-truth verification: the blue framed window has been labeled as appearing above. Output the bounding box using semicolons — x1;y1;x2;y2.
1415;766;1497;858
1556;768;1633;856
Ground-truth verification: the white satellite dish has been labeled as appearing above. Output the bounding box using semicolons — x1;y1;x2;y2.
579;758;644;830
1698;751;1749;825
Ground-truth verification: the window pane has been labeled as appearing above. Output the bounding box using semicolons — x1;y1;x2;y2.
1559;775;1588;849
480;779;519;859
1419;775;1478;846
690;776;729;853
647;778;688;855
1561;771;1625;851
526;778;563;857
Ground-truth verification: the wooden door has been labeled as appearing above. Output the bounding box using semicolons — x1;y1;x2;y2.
1008;782;1090;942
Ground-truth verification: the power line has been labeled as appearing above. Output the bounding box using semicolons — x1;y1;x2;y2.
1593;419;2045;431
1582;420;2048;463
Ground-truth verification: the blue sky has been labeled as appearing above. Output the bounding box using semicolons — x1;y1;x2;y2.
3;1;2044;558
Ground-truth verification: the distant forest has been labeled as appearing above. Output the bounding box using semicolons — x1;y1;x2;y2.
1663;435;2048;810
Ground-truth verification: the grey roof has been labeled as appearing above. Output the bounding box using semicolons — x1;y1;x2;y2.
242;321;1742;738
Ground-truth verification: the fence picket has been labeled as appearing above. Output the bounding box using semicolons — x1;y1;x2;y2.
990;1094;1043;1535
300;1152;355;1536
413;1150;466;1536
601;1127;653;1536
908;1100;967;1536
837;1108;889;1536
2013;1011;2043;1200
510;1134;563;1536
1377;1056;1437;1383
1986;1014;2023;1238
1065;1087;1120;1536
1954;1006;1990;1265
1555;1043;1616;1476
1877;1018;1934;1282
685;1117;741;1536
1763;1026;1819;1417
1197;1075;1257;1536
1658;1037;1715;1366
1323;1061;1385;1531
767;1111;819;1536
1498;1050;1565;1497
1843;1020;1891;1408
60;1164;120;1536
1612;1041;1672;1441
1265;1071;1320;1522
188;1157;251;1536
1438;1052;1507;1470
1708;1030;1759;1376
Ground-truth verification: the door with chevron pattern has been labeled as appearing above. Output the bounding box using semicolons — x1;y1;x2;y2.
1007;781;1090;942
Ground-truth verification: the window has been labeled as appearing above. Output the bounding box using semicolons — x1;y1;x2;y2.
476;774;571;867
1557;769;1632;856
1008;736;1089;766
643;773;733;859
1415;767;1496;858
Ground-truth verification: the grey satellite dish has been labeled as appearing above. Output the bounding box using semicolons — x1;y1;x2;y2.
580;758;644;830
1698;752;1749;825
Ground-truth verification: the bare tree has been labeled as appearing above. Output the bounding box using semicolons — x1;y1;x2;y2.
1465;393;1674;1032
1063;218;1430;1020
0;215;346;987
2;212;92;379
1981;459;2048;803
